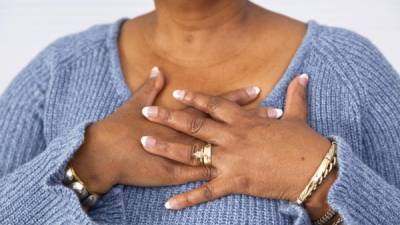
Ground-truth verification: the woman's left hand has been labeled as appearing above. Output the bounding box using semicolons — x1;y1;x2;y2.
140;74;333;210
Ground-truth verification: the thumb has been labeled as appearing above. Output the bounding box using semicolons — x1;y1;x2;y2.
131;66;165;108
281;73;309;121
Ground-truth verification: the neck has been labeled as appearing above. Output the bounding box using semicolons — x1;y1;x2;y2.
143;0;253;67
154;0;248;30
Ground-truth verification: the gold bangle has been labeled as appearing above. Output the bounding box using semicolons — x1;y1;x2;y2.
295;139;337;205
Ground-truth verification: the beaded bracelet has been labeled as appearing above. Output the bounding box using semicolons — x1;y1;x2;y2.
295;139;337;205
331;216;343;225
63;165;100;207
312;207;337;225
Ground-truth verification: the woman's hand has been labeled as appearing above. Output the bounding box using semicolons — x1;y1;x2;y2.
140;74;333;211
69;67;281;195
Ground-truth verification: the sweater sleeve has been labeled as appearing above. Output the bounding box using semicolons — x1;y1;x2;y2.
325;41;400;224
279;31;400;225
0;46;97;224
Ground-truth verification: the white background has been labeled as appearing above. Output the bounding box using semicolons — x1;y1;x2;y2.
0;0;399;94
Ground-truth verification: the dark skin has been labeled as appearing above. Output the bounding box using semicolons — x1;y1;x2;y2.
118;0;306;110
141;75;337;222
71;0;339;223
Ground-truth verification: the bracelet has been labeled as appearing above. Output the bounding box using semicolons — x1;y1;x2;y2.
295;139;337;205
331;216;343;225
312;207;337;225
63;164;101;207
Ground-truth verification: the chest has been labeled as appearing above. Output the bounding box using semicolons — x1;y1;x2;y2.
119;52;293;111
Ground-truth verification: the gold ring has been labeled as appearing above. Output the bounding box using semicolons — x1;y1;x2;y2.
192;143;212;166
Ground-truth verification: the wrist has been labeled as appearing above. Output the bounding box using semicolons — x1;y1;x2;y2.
292;136;338;220
304;167;338;220
303;138;338;220
69;123;116;194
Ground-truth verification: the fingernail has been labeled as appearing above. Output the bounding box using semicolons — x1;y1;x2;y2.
268;108;283;118
298;73;309;87
150;66;160;78
246;86;261;97
274;108;283;118
172;90;186;100
141;136;156;148
142;106;158;118
164;199;178;209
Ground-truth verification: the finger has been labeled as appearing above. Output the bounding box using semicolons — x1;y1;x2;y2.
182;86;261;118
130;66;165;108
141;136;203;166
219;86;261;106
141;136;223;166
142;106;228;145
248;107;283;119
172;90;244;123
122;157;216;186
281;73;309;121
164;178;230;210
182;107;207;118
168;164;217;185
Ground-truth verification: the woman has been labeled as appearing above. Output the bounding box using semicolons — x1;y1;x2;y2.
1;0;399;224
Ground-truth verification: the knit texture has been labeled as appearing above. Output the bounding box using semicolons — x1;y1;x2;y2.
1;18;400;225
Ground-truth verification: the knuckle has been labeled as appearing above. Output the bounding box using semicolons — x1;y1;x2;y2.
219;133;236;146
187;117;206;134
140;81;155;95
215;131;237;146
189;142;203;164
182;194;193;206
206;96;221;112
202;183;214;201
201;166;213;180
159;108;172;123
229;130;245;142
170;166;183;182
142;86;153;96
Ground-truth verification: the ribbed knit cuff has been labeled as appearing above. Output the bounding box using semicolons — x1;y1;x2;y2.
0;120;124;224
326;135;400;225
278;202;313;225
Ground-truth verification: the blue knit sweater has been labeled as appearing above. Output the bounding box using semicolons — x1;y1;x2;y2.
1;17;400;225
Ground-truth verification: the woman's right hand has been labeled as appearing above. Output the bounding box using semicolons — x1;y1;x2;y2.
70;67;272;194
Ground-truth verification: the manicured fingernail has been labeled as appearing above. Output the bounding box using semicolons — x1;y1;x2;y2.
142;106;158;118
150;66;160;78
246;86;261;97
164;199;178;209
298;73;309;87
172;90;186;100
141;136;156;148
268;108;283;118
274;108;283;118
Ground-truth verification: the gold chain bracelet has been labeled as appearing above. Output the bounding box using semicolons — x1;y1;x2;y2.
295;139;337;205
